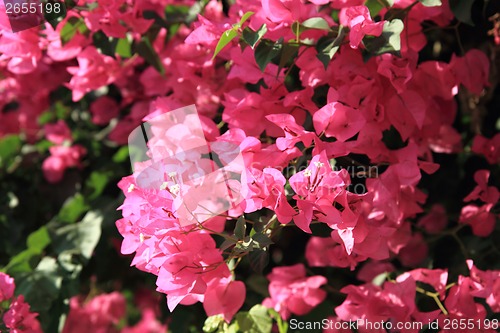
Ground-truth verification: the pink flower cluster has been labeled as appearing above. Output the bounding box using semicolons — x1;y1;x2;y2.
116;171;245;320
108;0;498;324
332;261;500;333
41;120;86;183
61;291;167;333
0;272;42;333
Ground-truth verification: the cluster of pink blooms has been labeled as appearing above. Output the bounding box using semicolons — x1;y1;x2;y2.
116;181;245;316
326;260;500;333
0;271;166;333
61;291;167;333
459;170;499;237
1;0;499;329
42;120;87;183
263;264;327;320
114;1;499;326
0;272;42;333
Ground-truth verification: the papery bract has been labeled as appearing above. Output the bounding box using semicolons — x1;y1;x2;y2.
3;295;42;333
263;264;327;320
61;292;126;333
0;272;15;302
203;280;246;322
339;6;384;49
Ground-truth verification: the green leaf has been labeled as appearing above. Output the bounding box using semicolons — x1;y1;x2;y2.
248;305;272;331
12;257;64;332
4;250;37;274
45;4;67;30
37;111;55;126
236;305;272;333
248;249;269;274
0;135;21;169
251;232;273;248
4;226;51;274
242;24;268;49
151;1;204;27
233;237;256;254
168;306;198;333
203;315;224;333
220;238;237;251
115;37;132;58
366;0;394;17
382;126;407;150
254;39;283;71
383;7;409;21
86;171;111;200
316;26;345;69
301;17;330;30
225;322;240;333
164;5;190;23
186;1;209;24
252;219;265;233
27;226;51;252
238;11;255;27
246;274;270;297
60;17;78;44
268;309;288;333
51;211;103;260
449;0;475;25
372;272;388;286
58;193;89;224
136;37;165;75
366;0;384;17
363;19;404;57
291;21;306;39
15;257;62;313
278;42;299;74
112;146;130;163
143;10;169;28
234;216;247;239
92;31;116;57
418;0;442;6
213;28;238;59
60;17;86;45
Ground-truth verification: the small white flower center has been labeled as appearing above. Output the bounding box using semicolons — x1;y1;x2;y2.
169;184;180;195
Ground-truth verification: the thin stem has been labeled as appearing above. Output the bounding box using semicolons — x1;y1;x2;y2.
454;23;465;55
323;284;345;296
415;287;449;315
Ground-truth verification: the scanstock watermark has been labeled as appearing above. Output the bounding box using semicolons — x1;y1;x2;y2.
291;318;424;331
289;318;500;331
